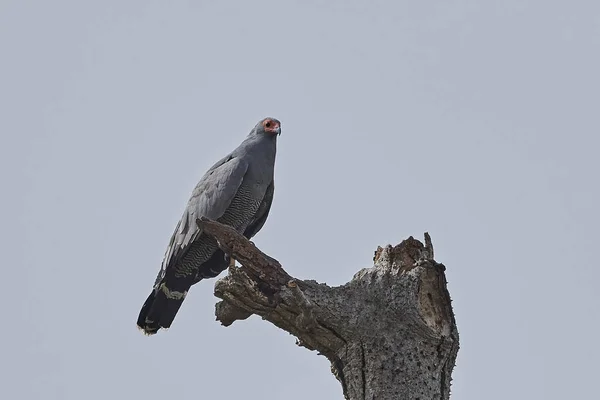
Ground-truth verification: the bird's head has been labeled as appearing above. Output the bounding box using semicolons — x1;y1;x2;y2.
254;117;281;137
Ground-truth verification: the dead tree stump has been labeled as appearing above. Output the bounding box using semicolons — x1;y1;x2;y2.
198;218;459;400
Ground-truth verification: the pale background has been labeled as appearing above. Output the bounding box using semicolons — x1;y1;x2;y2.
2;1;599;399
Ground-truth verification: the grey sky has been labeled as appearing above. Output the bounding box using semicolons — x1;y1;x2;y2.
2;1;599;399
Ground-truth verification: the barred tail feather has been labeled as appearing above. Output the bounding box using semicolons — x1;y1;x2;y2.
137;251;231;335
136;283;190;335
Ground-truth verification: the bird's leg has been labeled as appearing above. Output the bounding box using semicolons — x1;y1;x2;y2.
224;253;236;269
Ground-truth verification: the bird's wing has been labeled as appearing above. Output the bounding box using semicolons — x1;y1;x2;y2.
159;155;249;277
243;180;274;239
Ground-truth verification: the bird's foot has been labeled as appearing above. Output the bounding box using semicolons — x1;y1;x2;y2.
224;254;237;269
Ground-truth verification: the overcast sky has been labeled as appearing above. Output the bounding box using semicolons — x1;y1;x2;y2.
2;1;599;399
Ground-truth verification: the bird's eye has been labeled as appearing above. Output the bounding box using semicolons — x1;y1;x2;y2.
265;121;272;128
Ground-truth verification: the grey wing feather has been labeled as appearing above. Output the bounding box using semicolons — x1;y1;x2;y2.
159;155;249;276
243;180;274;239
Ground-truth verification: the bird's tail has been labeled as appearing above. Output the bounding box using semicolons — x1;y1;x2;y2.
137;251;231;335
136;280;191;335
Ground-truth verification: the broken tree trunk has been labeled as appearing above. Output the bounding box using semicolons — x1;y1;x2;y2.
198;218;459;400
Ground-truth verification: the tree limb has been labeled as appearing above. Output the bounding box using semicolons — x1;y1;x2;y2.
197;218;459;400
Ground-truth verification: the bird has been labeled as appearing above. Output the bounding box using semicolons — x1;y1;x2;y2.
137;117;281;335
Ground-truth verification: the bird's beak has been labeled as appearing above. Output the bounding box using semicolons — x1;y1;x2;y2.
268;125;281;135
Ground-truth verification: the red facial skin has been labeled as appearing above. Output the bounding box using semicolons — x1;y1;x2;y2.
262;119;280;135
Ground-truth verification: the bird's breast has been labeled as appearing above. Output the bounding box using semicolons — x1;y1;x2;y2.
217;181;264;231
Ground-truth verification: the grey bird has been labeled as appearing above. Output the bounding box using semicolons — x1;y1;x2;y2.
137;117;281;335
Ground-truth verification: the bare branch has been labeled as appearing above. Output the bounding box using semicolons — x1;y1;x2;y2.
198;218;459;400
197;217;291;287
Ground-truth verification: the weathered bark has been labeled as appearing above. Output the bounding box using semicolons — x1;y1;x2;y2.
198;218;459;400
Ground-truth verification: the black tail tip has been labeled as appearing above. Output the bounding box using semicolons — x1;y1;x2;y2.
136;284;187;336
137;323;161;336
137;291;162;336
